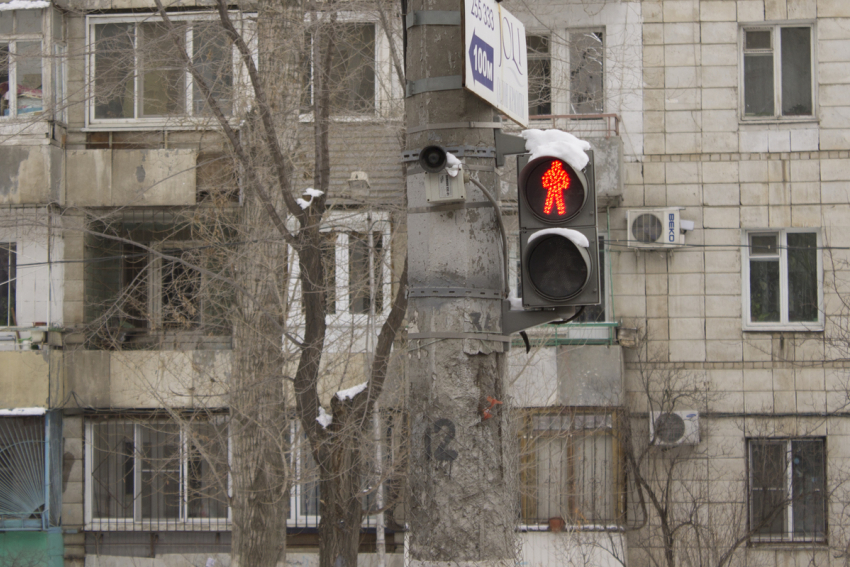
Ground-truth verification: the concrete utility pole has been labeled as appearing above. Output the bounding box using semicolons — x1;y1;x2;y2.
405;0;516;564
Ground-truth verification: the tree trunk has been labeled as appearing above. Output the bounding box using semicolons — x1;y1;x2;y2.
317;397;367;567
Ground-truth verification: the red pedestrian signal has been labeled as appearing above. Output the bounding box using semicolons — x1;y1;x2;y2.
517;153;600;309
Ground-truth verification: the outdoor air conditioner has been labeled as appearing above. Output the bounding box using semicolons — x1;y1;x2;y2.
650;411;700;446
627;209;683;249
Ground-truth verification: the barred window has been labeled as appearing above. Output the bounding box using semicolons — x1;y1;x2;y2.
86;417;230;530
749;438;825;542
520;411;623;526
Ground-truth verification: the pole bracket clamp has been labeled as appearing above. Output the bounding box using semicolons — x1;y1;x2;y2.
406;76;463;97
408;331;511;343
405;10;461;29
409;287;502;299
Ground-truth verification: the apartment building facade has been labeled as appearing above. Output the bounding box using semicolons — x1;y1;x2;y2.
1;0;849;566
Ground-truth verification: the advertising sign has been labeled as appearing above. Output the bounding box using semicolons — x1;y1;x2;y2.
463;0;528;126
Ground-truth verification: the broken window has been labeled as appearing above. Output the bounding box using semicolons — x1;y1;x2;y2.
87;417;229;530
569;31;604;114
84;215;234;345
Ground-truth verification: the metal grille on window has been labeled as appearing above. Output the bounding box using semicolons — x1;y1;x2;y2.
521;412;621;526
88;417;229;531
0;412;61;530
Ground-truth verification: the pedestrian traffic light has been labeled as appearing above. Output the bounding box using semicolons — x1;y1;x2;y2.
518;152;600;308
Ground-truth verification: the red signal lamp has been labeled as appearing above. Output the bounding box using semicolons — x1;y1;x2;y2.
518;157;587;224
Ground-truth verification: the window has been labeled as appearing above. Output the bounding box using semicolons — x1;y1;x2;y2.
749;439;825;542
84;218;233;345
526;30;604;117
519;411;622;526
742;25;813;119
291;216;390;321
527;35;551;116
0;243;15;326
348;231;383;314
569;31;604;114
743;230;822;330
86;417;229;530
302;22;376;115
89;14;237;124
1;10;44;118
0;411;62;530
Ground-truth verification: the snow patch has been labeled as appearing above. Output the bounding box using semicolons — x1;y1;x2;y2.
508;292;524;311
0;1;50;10
445;153;462;178
316;406;332;429
296;188;324;209
528;228;590;249
335;381;368;401
0;407;46;416
521;129;591;172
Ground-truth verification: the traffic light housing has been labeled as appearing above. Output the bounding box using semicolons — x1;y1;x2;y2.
518;151;600;309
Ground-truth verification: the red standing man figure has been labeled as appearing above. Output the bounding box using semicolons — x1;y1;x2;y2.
541;160;570;216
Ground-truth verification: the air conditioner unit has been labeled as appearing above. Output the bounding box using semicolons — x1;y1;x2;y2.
650;411;699;446
627;209;683;249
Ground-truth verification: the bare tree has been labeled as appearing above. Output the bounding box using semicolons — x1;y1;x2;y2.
78;0;409;566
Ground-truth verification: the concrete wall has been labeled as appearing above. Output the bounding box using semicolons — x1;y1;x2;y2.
65;150;197;207
0;146;63;205
520;530;627;567
0;351;51;409
63;350;231;409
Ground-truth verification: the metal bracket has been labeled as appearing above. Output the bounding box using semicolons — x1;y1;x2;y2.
501;300;579;336
405;10;461;29
407;121;503;134
494;130;528;167
402;146;496;163
408;331;511;343
407;201;492;214
406;76;463;97
409;287;502;299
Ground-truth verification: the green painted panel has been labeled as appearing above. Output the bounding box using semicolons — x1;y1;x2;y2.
0;532;64;567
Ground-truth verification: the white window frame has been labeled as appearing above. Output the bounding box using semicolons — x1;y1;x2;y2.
0;7;62;121
741;229;823;332
299;12;400;122
739;22;817;122
748;438;826;543
84;417;232;531
287;211;393;334
85;12;252;130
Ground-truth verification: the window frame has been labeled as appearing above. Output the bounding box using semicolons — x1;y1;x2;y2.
288;211;392;327
747;438;827;544
84;416;232;531
299;12;400;122
85;12;250;130
525;27;605;119
741;228;823;332
0;7;63;121
0;242;16;328
518;408;624;530
738;21;817;123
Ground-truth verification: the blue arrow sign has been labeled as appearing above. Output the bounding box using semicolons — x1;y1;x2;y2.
468;30;494;91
